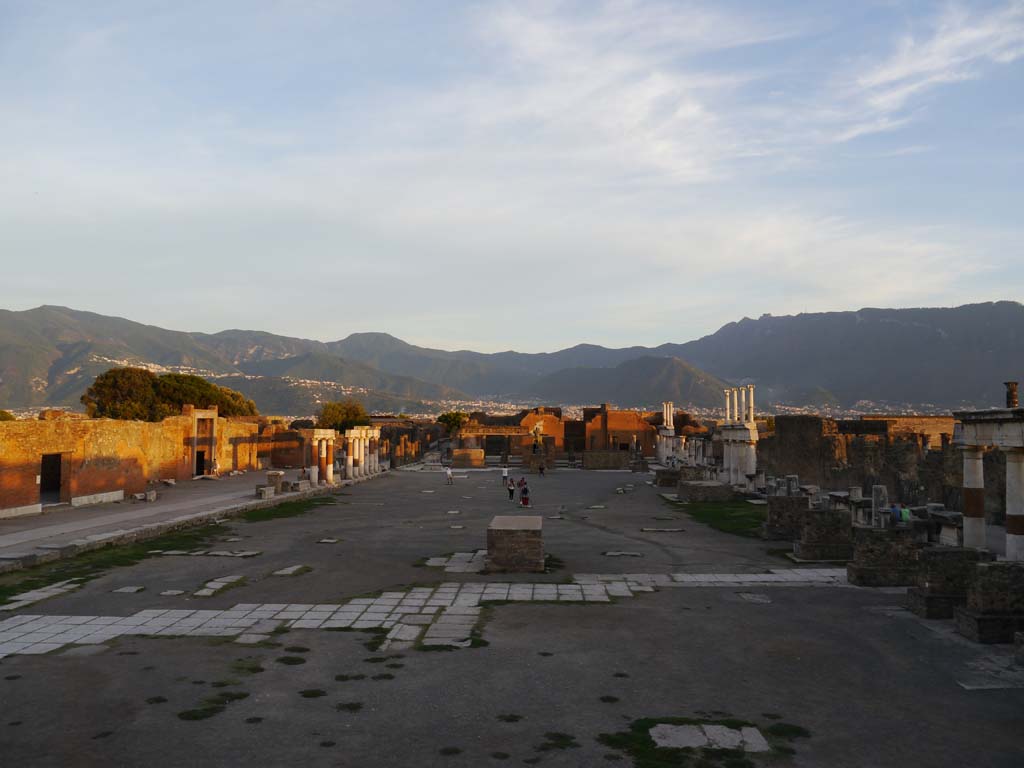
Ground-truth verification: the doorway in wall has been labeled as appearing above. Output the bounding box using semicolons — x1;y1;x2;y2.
195;450;206;476
40;453;63;505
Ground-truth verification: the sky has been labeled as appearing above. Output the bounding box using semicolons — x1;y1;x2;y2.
1;0;1022;352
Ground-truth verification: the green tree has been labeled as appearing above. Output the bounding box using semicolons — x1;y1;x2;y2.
81;368;259;421
153;373;258;417
81;367;159;420
0;410;15;421
436;411;468;435
317;398;370;431
289;418;315;430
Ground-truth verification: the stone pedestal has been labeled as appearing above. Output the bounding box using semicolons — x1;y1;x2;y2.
955;562;1024;643
266;470;285;494
487;516;544;573
847;526;926;587
763;495;811;541
906;547;996;619
793;509;853;561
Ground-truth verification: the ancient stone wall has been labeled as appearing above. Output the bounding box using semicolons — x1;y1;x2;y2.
0;414;260;515
582;450;632;470
763;496;812;540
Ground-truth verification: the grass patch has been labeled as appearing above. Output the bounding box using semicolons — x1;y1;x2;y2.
544;553;566;572
613;672;630;678
284;646;309;653
177;706;224;721
496;714;522;722
0;524;221;605
371;673;394;681
538;651;554;657
231;658;264;675
335;673;366;681
439;747;463;756
336;702;363;712
490;752;510;760
145;696;167;705
242;496;337;523
276;656;306;665
364;656;389;663
320;741;336;747
676;501;766;538
299;689;326;698
245;717;263;724
385;662;404;669
418;644;457;652
600;695;620;703
536;732;581;751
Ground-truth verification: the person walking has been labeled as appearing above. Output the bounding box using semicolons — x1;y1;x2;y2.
520;481;530;508
538;461;545;478
501;464;509;486
445;466;454;485
507;477;516;502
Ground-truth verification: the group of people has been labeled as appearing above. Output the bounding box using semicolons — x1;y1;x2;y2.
889;502;914;525
501;466;531;507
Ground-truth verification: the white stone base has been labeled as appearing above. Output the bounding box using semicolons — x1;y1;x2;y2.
1006;532;1024;562
0;503;43;519
71;490;125;507
964;517;987;549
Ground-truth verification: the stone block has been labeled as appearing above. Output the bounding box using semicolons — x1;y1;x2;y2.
763;495;812;540
846;526;925;587
906;547;997;619
487;515;544;573
451;448;485;468
793;509;853;561
255;485;275;500
966;562;1024;615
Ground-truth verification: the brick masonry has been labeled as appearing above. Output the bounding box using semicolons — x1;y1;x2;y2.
487;517;544;573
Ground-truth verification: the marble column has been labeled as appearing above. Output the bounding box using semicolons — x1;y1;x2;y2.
318;439;328;484
723;390;732;422
731;389;739;425
962;446;986;549
1005;448;1023;561
739;388;747;424
747;384;755;422
344;435;353;480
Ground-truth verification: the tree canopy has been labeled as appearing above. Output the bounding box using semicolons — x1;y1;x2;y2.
81;368;258;421
436;411;468;435
0;410;15;422
317;398;370;432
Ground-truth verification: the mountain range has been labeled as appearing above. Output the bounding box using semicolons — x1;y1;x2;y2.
1;302;1021;415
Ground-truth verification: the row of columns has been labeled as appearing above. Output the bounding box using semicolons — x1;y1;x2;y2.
310;437;336;485
961;446;1023;560
342;426;382;481
722;385;756;424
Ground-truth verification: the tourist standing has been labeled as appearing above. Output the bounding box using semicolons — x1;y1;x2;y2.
520;482;530;508
507;477;516;502
445;466;454;485
501;465;509;486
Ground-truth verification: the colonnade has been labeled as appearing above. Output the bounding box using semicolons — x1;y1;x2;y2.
342;425;383;481
955;383;1023;560
719;385;758;488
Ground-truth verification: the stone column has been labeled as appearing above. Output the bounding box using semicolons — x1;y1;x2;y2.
747;384;755;422
732;389;739;425
325;439;335;484
744;441;757;484
318;439;329;484
1005;448;1024;561
344;435;353;480
962;447;986;549
723;390;732;422
739;388;747;425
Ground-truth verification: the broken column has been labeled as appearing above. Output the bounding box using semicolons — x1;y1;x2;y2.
1005;448;1023;561
962;446;986;548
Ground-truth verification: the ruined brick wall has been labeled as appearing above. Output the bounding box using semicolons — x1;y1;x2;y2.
584;409;658;454
216;418;261;472
519;410;566;452
763;496;812;540
582;450;632;470
1;417;186;511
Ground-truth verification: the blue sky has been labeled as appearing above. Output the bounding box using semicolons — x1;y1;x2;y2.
1;0;1021;351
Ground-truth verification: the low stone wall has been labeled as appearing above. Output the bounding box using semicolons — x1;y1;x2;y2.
763;496;811;540
676;481;734;503
794;509;853;561
451;448;485;469
487;516;544;573
846;526;926;587
956;562;1024;644
907;547;996;619
654;469;680;487
520;452;555;473
583;451;632;470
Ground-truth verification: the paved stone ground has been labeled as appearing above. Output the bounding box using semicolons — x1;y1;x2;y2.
0;469;1021;767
